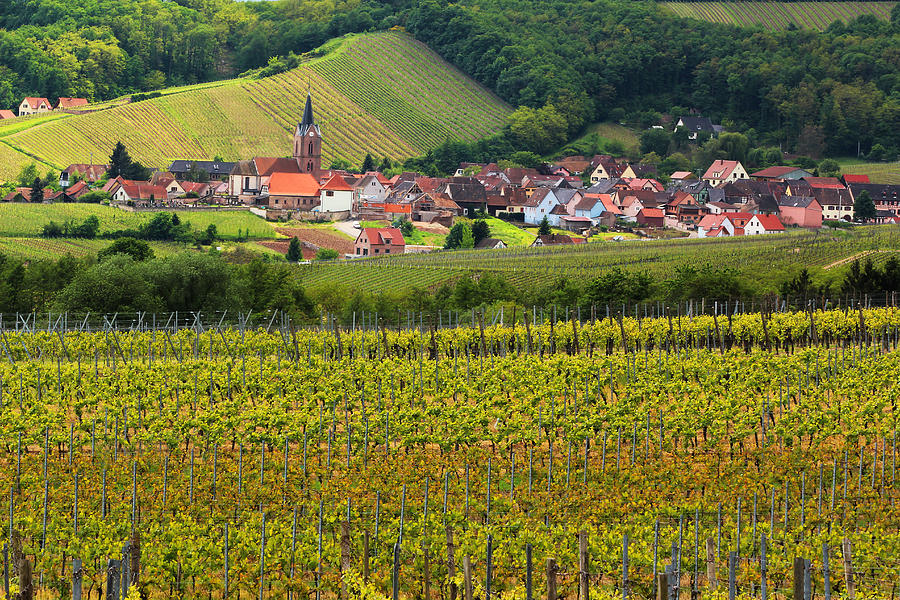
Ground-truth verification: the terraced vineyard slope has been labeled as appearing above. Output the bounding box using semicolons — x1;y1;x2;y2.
663;1;896;30
0;30;511;182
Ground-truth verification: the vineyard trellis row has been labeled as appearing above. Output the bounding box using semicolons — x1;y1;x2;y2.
0;307;900;598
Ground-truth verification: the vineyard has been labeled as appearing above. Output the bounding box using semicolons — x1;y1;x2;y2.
0;205;277;240
662;2;897;30
0;31;511;180
0;305;898;599
295;226;900;295
840;161;900;185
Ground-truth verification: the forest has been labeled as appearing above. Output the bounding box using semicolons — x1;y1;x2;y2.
1;0;898;159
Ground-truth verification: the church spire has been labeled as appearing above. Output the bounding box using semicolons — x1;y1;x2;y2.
297;92;319;137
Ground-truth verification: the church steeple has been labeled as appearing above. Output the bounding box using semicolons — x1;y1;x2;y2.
293;91;322;176
296;92;320;137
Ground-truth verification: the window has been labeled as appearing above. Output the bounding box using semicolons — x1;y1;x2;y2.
244;177;250;190
374;249;379;254
385;249;390;254
326;191;334;197
309;142;313;155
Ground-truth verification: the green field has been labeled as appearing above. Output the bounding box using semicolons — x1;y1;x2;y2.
0;204;276;239
0;30;512;182
663;2;896;30
839;159;900;184
295;225;900;294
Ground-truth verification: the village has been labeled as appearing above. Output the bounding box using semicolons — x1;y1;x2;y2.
5;93;898;257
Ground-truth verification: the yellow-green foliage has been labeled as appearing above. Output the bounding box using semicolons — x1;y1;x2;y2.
0;31;511;175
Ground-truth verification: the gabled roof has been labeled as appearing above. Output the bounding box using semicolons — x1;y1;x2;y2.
533;234;574;245
523;188;557;208
802;177;845;189
751;166;808;179
22;97;51;109
55;98;88;109
778;196;818;208
63;163;108;181
676;115;715;133
669;171;694;180
702;160;742;181
255;157;300;177
169;160;236;176
639;207;664;218
842;174;870;184
475;237;504;249
231;160;258;176
698;214;727;229
751;214;785;230
359;227;405;246
268;172;319;196
0;110;15;119
321;175;353;191
120;182;167;201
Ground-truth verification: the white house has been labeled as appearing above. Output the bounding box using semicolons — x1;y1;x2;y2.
352;173;389;203
702;160;749;187
318;175;353;213
523;188;559;225
745;214;785;235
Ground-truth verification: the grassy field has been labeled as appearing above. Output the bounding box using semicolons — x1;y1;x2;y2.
561;122;640;157
663;2;896;30
0;204;277;239
0;237;186;261
0;31;511;183
838;158;900;184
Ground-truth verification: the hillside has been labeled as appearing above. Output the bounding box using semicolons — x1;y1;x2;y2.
0;30;511;182
662;2;896;30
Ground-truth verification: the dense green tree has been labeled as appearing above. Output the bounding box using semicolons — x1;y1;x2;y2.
17;163;39;188
444;222;473;250
640;129;670;157
853;190;877;223
508;104;568;155
471;220;490;245
98;238;154;262
361;153;375;172
29;177;44;203
538;216;551;236
286;237;302;262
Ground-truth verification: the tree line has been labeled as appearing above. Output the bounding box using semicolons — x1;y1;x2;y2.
3;0;898;163
1;240;895;319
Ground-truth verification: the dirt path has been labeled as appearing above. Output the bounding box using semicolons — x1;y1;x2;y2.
823;250;881;270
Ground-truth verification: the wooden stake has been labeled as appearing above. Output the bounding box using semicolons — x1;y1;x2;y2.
340;521;350;600
579;531;589;600
546;558;557;600
463;556;473;600
843;538;855;599
446;528;457;600
706;537;717;589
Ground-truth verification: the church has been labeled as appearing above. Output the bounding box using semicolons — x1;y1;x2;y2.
228;93;332;210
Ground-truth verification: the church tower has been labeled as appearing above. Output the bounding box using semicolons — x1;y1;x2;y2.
293;92;322;176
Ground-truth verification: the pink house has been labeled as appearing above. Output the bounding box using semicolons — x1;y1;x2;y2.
354;227;405;257
777;196;822;228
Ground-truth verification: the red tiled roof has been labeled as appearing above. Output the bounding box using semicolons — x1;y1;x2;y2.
703;160;741;181
842;174;870;184
752;214;785;231
56;98;88;109
640;208;664;218
22;97;51;109
361;227;404;245
802;177;844;189
254;157;300;176
269;172;319;196
751;166;800;178
321;175;353;191
121;182;167;201
0;110;15;119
